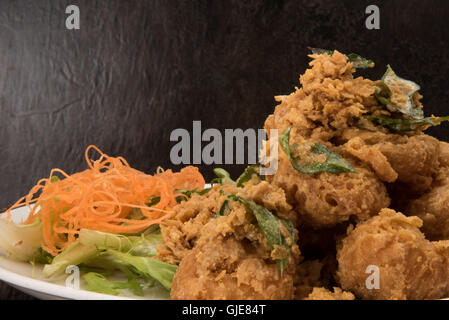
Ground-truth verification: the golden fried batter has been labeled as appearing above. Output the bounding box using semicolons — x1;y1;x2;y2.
438;141;449;168
171;232;298;299
305;287;355;300
269;155;390;227
337;208;449;300
264;51;378;142
264;50;439;230
159;181;300;300
404;167;449;240
157;181;295;264
340;129;440;195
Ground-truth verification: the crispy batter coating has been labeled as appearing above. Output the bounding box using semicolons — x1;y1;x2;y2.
157;181;294;264
171;233;299;299
438;141;449;168
159;182;300;300
264;51;379;142
268;155;390;227
305;287;355;300
340;129;440;195
404;168;449;240
264;51;439;231
337;208;449;300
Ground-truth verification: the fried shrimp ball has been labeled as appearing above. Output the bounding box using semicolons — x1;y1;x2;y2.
404;167;449;240
268;155;390;227
337;208;449;300
171;229;299;300
340;129;440;195
157;181;300;300
156;180;295;264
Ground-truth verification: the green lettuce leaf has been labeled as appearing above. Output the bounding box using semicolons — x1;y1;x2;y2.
79;228;163;257
83;272;143;296
106;249;177;290
128;233;163;257
79;229;133;251
42;241;98;278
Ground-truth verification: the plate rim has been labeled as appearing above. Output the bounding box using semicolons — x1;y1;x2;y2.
0;206;160;300
0;263;135;300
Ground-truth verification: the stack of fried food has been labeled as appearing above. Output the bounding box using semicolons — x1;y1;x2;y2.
157;50;449;300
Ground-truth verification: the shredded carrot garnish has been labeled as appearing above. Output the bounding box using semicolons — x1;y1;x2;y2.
3;145;205;256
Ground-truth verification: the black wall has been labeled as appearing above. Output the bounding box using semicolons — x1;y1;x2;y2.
1;0;449;210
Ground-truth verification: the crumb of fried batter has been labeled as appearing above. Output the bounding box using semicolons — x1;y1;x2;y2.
305;287;355;300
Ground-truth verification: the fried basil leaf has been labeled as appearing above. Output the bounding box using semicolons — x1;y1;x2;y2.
236;165;266;187
214;199;230;219
308;47;374;69
308;47;334;56
375;65;423;119
210;168;236;185
225;193;294;274
280;126;356;174
364;115;449;133
174;188;211;203
276;218;295;273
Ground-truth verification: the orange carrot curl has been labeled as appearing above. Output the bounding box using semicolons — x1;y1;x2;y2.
3;145;205;256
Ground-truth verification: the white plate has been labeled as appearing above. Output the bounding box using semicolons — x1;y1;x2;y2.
0;206;169;300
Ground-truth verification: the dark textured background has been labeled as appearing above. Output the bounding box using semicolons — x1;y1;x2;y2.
1;0;449;299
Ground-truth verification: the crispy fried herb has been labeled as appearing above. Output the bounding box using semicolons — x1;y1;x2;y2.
236;165;266;187
225;193;294;274
364;115;449;133
308;47;334;55
346;53;375;69
276;218;295;273
174;188;211;203
214;199;231;219
308;47;374;69
280;126;356;174
210;168;236;185
375;65;423;119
